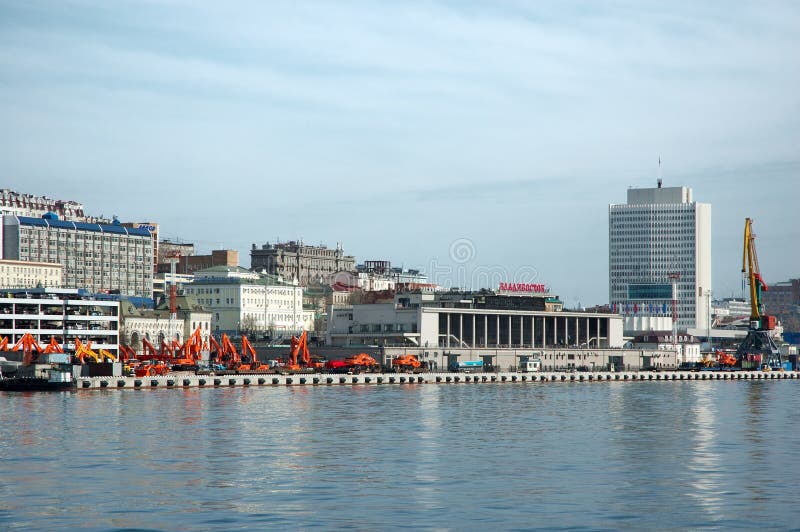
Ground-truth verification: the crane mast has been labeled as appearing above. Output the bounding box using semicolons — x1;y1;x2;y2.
736;218;781;369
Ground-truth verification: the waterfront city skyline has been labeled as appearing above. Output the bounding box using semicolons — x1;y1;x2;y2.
1;1;798;306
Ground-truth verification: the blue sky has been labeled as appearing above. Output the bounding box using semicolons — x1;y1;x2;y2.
1;0;798;305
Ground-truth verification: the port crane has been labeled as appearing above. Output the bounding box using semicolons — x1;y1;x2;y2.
735;218;782;369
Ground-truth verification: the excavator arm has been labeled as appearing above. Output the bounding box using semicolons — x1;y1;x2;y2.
241;336;257;365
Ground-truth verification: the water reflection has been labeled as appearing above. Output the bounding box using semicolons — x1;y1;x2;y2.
1;382;799;530
686;384;723;522
412;384;442;510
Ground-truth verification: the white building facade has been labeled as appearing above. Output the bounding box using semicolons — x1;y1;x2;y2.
0;259;63;289
0;288;119;354
609;183;711;331
327;292;624;349
120;297;211;350
183;266;313;334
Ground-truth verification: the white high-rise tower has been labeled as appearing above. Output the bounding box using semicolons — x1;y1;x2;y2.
609;181;711;331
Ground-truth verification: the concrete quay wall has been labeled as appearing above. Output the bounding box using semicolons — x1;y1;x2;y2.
76;370;800;390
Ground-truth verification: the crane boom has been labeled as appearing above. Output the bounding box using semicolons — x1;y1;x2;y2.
742;218;768;323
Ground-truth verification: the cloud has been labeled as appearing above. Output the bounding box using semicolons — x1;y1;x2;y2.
0;0;798;304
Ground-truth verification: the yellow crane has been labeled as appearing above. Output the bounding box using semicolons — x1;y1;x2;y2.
736;218;782;369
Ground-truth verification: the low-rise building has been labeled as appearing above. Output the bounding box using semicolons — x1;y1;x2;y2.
324;290;682;371
158;249;239;275
119;295;211;351
182;266;313;335
631;331;702;364
327;290;623;349
0;259;63;289
0;288;119;354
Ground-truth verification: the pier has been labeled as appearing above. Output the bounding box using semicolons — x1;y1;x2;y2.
75;370;800;389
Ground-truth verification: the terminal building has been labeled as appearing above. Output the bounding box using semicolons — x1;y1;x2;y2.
609;181;711;332
1;214;154;298
325;287;657;371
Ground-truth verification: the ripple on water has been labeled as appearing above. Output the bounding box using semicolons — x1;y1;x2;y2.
1;382;799;530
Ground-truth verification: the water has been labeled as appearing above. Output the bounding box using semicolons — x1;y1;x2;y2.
1;381;799;531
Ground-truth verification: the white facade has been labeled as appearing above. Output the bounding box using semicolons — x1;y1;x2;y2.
609;184;711;331
712;298;750;319
0;259;63;289
183;266;313;334
0;289;119;353
357;272;395;292
623;316;674;334
121;307;211;350
327;293;624;349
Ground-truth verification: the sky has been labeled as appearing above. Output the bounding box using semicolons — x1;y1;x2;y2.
1;0;798;306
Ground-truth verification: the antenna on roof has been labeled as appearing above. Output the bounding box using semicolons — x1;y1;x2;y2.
657;156;663;188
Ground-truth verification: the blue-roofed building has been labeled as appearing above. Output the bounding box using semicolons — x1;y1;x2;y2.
1;213;154;298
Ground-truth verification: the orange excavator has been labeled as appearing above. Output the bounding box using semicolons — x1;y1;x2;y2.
392;354;421;372
42;336;64;354
118;344;138;362
73;338;117;364
288;331;308;372
0;336;9;352
161;339;175;359
276;331;319;373
236;335;271;372
169;327;203;370
117;344;141;375
345;353;379;372
219;333;240;369
208;335;223;366
716;349;737;367
325;352;379;373
134;338;170;376
140;338;162;361
11;333;44;365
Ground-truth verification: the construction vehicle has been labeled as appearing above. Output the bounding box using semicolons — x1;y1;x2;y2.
239;335;272;372
73;339;117;364
140;338;163;361
324;353;379;374
735;218;783;370
345;353;379;372
277;331;316;373
391;354;421;372
11;333;44;365
208;335;225;369
169;327;203;371
117;345;141;375
219;333;240;369
133;360;170;377
42;336;64;354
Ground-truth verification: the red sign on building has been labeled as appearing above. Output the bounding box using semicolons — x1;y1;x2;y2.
498;282;547;293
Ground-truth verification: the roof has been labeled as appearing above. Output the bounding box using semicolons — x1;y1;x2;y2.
193;266;294;286
154;294;208;313
195;265;251;274
15;216;152;237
